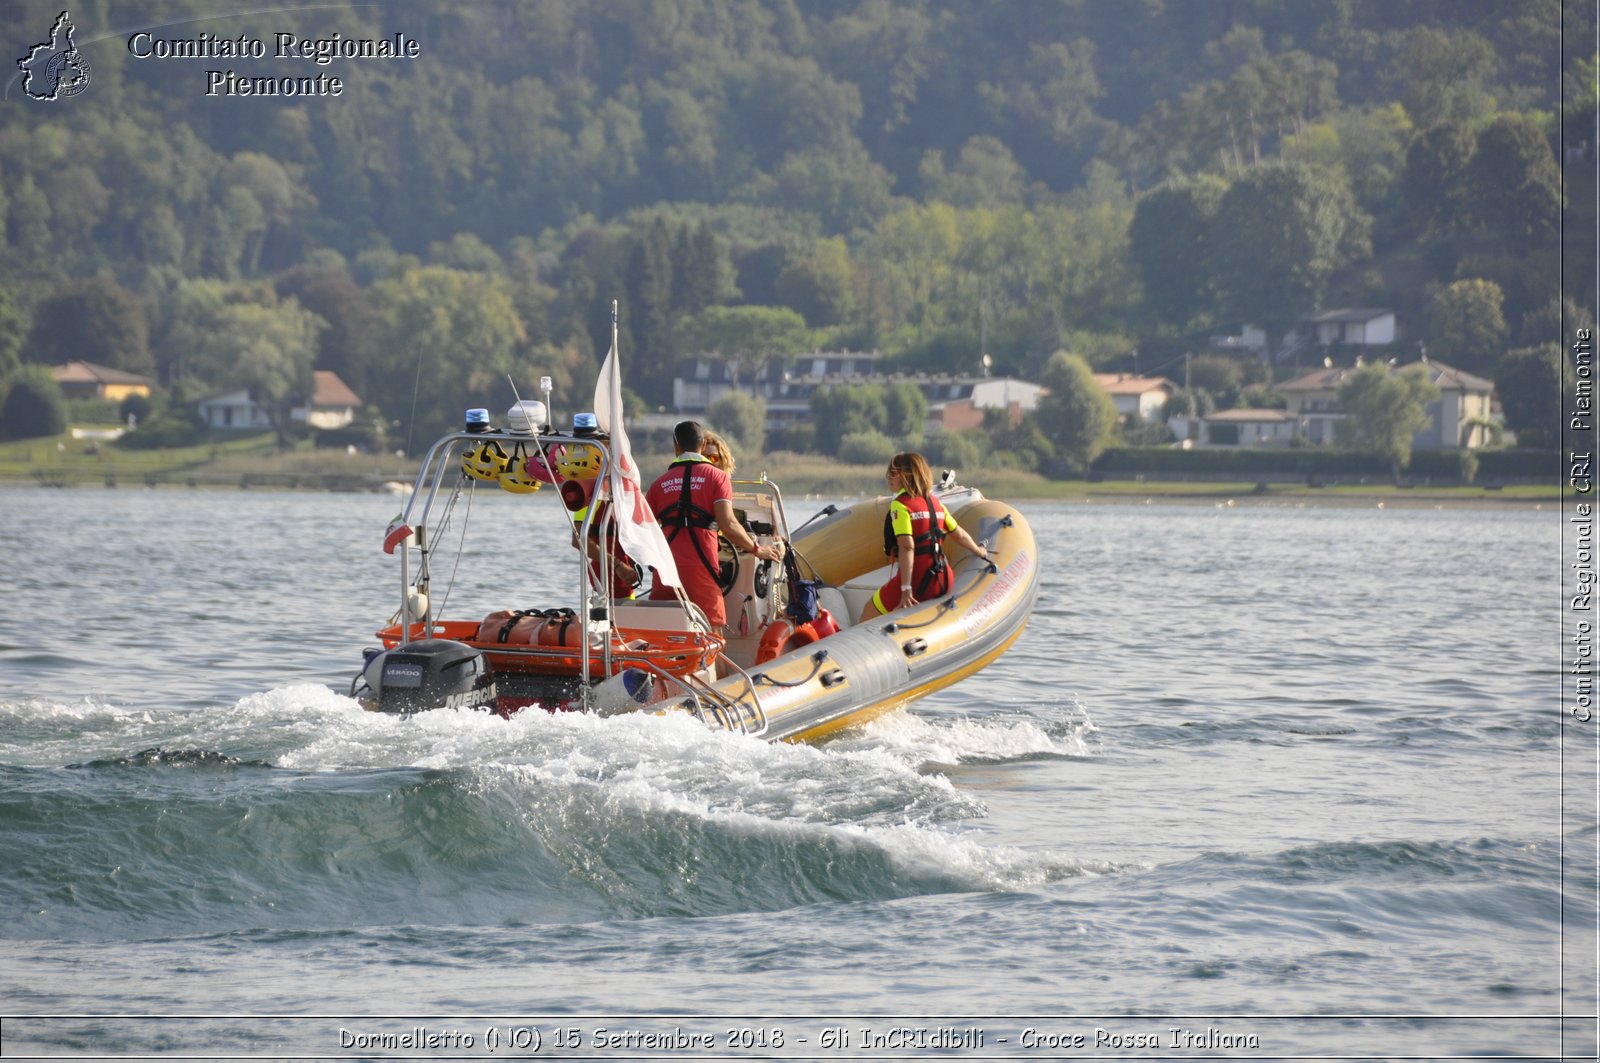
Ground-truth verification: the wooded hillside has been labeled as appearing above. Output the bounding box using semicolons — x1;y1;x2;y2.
0;0;1590;454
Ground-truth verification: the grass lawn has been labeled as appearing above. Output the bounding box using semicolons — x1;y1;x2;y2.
0;429;1562;507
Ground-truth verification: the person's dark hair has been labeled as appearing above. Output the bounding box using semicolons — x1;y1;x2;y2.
674;420;707;453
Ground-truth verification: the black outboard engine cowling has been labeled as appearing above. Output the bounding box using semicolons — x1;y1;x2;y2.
357;639;497;716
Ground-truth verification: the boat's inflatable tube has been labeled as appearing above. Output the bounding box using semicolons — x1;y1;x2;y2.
689;493;1038;743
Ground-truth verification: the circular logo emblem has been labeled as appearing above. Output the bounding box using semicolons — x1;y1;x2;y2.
45;51;91;98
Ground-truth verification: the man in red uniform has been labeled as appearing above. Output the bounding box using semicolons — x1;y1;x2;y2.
646;421;777;629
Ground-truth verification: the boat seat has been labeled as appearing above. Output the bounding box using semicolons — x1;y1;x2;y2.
609;599;710;634
817;586;850;629
838;563;894;620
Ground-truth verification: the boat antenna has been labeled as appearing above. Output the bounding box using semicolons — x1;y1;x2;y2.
404;338;426;457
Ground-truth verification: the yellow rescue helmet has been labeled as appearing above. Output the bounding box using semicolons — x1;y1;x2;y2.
556;443;603;481
497;462;543;494
462;440;509;482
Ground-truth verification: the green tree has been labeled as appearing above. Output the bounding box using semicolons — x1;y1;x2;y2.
1332;104;1413;211
882;380;928;444
0;365;67;441
1424;279;1508;376
774;237;855;327
1393;27;1499;131
366;267;528;452
1519;297;1595;349
860;203;961;334
918;136;1028;208
156;278;235;387
923;427;985;473
226;301;324;449
673;305;811;390
0;288;25;380
1186;355;1247;407
1401;119;1476;240
625;218;676;401
753;144;897;235
1034;350;1117;475
26;277;153;375
1128;175;1226;331
8;176;53;265
181;297;324;448
707;390;768;458
1210;163;1371;352
274;264;374;395
428;232;505;273
810;384;889;457
838;429;897;466
670;221;729;316
1494;343;1564;449
1336;362;1441;483
1462;114;1562;255
225;152;299;274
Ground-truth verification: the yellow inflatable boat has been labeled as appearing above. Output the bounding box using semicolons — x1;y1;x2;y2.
352;417;1038;744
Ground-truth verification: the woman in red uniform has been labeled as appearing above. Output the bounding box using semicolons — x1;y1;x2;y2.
861;452;990;623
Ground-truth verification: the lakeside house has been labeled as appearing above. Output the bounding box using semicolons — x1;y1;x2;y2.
1298;308;1398;348
671;352;1046;440
1201;408;1299;447
1195;357;1496;449
197;370;362;432
50;361;155;402
1091;373;1173;423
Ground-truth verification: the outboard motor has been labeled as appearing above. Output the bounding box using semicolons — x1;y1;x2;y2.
355;639;497;716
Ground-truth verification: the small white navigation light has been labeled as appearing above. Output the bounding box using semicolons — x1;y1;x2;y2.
507;400;546;434
464;408;491;433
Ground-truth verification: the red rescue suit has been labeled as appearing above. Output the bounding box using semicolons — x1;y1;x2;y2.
646;456;734;627
872;490;956;614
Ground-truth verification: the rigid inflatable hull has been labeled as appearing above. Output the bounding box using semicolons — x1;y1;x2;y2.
692;494;1038;743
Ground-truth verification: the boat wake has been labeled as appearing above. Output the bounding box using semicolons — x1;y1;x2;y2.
1;686;1105;940
839;700;1097;766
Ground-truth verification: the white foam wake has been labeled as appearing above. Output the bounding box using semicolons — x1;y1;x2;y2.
838;703;1097;765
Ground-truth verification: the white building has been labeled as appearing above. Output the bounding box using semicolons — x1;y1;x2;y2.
1091;374;1173;423
1197;357;1496;449
197;371;361;432
670;353;1045;438
1300;308;1397;347
1200;408;1299;446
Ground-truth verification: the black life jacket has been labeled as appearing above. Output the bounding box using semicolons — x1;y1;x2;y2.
658;459;734;591
657;460;718;535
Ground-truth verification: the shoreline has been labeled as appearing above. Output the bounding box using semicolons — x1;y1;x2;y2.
0;472;1559;511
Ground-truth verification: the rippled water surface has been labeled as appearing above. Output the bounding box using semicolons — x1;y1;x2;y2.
0;486;1591;1059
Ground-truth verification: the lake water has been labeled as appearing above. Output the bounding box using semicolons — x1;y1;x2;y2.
0;485;1593;1060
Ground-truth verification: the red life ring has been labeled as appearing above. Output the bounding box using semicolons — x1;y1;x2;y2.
756;619;794;664
755;614;832;664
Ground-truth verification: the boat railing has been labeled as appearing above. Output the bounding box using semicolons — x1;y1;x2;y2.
389;425;735;714
393;428;606;667
704;652;769;737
